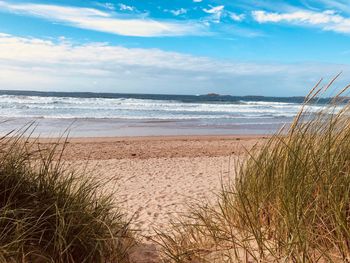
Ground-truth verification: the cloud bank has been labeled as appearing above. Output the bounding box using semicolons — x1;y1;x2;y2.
0;33;349;96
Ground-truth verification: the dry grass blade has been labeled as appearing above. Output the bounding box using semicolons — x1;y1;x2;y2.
158;77;350;263
0;128;136;262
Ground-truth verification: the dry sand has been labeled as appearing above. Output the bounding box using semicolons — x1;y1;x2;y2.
38;135;267;262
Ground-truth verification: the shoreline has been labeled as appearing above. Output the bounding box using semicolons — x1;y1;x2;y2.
0;116;286;137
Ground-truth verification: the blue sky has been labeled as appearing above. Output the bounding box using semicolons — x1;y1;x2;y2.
0;0;350;96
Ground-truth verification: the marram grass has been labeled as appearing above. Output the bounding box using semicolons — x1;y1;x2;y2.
157;77;350;262
0;131;135;262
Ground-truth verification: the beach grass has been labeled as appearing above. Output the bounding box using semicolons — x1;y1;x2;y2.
157;77;350;262
0;129;135;262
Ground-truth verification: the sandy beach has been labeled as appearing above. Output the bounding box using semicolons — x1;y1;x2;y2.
36;135;267;262
39;135;268;233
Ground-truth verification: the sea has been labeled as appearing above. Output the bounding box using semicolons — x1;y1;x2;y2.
0;90;331;137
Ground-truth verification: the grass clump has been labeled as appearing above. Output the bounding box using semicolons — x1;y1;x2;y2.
0;132;134;262
158;77;350;262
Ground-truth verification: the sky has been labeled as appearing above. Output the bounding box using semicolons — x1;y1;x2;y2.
1;0;350;96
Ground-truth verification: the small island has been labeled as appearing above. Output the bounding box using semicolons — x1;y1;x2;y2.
206;93;220;97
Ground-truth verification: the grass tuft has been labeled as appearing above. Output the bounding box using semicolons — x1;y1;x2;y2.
157;77;350;262
0;131;135;262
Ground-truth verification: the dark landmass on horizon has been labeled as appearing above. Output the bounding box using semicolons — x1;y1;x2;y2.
0;89;347;104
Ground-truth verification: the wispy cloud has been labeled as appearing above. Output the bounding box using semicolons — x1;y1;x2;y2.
170;8;187;16
202;5;246;24
203;5;225;14
97;2;115;11
229;12;245;22
203;5;225;23
0;33;348;95
305;0;350;15
252;9;350;34
118;3;134;12
0;1;205;37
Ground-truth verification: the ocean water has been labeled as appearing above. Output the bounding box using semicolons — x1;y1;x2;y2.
0;91;331;137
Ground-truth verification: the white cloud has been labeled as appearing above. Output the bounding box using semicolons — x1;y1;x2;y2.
252;9;350;33
229;12;245;22
0;1;205;37
193;0;202;2
98;2;115;10
118;3;134;12
202;6;245;23
170;8;187;16
203;5;224;14
203;5;225;23
0;33;349;96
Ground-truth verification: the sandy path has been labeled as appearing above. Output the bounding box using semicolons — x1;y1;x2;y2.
89;156;236;237
44;135;266;262
51;135;267;236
